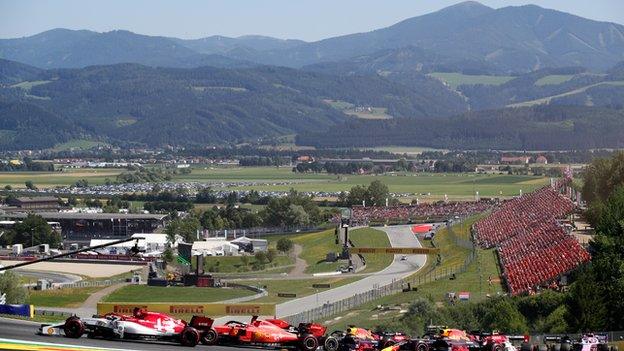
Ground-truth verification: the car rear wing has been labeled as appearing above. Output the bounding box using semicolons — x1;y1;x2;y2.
189;316;214;330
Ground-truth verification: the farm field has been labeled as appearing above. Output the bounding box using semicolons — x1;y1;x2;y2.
363;146;448;155
0;168;122;188
0;166;550;201
534;75;574;86
428;72;515;89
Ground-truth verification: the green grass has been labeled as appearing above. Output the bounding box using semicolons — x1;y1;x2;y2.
53;139;111;151
10;80;51;90
319;215;503;329
349;228;393;273
102;285;254;303
429;72;514;89
0;168;123;188
27;287;104;308
291;229;345;274
238;277;360;303
534;75;574;86
509;81;624;107
202;254;294;273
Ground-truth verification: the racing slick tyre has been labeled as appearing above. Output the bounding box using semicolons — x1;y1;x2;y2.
200;328;219;346
417;343;429;351
301;334;320;351
491;344;504;351
180;326;200;347
552;344;561;351
599;345;609;351
538;345;548;351
611;346;619;351
63;317;85;339
560;344;570;351
324;336;340;351
520;343;532;351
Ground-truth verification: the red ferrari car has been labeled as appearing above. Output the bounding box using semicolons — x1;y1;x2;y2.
210;316;330;351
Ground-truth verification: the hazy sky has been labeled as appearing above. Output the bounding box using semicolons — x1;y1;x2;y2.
1;0;623;41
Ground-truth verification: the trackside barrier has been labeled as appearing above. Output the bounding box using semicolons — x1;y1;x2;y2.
97;302;276;316
286;217;477;325
0;304;34;318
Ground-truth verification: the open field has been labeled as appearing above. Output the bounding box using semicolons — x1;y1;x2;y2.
362;146;448;155
0;261;143;278
0;169;122;188
534;75;574;86
428;72;514;89
0;166;549;201
27;287;104;308
102;285;254;303
202;254;294;274
238;277;360;303
290;229;345;274
52;139;111;151
344;107;393;120
349;228;392;273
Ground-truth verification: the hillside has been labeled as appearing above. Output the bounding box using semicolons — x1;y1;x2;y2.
2;3;624;74
296;105;624;150
0;29;255;69
253;2;624;72
0;61;467;150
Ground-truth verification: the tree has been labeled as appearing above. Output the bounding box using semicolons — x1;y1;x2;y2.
162;247;174;263
276;238;293;253
285;204;310;226
346;185;369;206
4;185;11;190
367;180;389;206
11;214;60;248
24;180;36;190
266;249;277;263
0;270;28;304
240;255;250;267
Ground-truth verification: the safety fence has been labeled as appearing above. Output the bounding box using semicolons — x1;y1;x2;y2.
287;218;477;325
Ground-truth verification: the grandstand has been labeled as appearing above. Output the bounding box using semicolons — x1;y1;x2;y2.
472;179;590;296
346;201;494;225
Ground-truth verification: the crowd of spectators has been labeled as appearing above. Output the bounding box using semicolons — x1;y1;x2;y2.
347;201;494;225
473;180;589;295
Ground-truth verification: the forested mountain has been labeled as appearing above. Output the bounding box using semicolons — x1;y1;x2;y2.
252;2;624;72
296;106;624;150
0;29;255;69
2;2;624;73
0;59;44;84
0;60;467;150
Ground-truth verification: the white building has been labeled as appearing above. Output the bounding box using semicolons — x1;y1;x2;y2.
191;239;240;256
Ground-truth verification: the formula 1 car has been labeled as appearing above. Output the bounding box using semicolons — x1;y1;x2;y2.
468;331;522;351
211;316;331;351
37;308;217;347
523;334;619;351
328;327;410;351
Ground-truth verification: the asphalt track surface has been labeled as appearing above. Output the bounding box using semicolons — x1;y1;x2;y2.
15;269;82;285
0;225;427;350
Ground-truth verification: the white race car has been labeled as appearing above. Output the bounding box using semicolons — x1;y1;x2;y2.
38;308;218;347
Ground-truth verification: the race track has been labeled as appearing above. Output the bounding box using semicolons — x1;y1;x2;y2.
0;225;428;350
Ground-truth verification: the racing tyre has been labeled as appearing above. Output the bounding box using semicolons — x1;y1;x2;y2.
201;328;219;345
491;344;504;351
553;344;561;351
560;344;570;351
63;317;85;339
611;346;619;351
599;345;609;351
417;343;429;351
301;334;319;351
324;336;339;351
180;327;200;347
539;345;548;351
520;343;532;351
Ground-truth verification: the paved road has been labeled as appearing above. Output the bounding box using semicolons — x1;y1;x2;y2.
0;317;247;351
15;269;82;285
273;224;426;318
